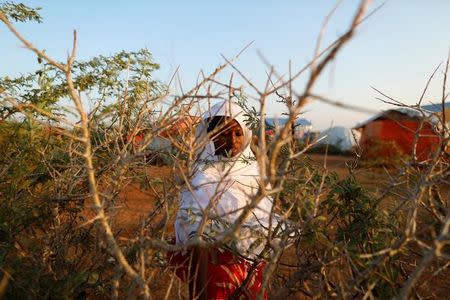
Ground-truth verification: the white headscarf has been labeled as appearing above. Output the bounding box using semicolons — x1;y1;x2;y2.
175;101;278;259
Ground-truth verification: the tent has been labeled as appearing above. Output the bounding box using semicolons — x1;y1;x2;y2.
354;105;448;161
265;117;312;139
315;126;358;151
131;115;200;152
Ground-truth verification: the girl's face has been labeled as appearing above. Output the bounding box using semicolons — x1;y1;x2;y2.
211;119;244;157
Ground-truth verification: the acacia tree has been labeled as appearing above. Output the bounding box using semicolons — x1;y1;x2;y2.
0;2;168;298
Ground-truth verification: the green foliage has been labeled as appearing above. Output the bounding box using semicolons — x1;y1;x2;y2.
323;176;397;252
0;49;162;121
0;49;163;293
235;92;260;130
0;1;42;23
0;120;113;299
322;176;401;298
278;157;330;219
0;4;165;291
276;157;402;298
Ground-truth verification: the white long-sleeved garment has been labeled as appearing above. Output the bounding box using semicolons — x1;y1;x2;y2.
175;101;278;259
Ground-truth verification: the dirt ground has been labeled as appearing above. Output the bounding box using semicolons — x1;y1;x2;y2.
109;155;449;299
112;166;173;236
112;155;357;237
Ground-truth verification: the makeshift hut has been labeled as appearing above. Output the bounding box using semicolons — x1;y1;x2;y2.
315;126;359;152
354;105;448;161
148;115;200;152
129;115;200;153
265;117;312;139
422;102;450;127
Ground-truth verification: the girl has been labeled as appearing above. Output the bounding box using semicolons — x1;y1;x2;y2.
171;101;280;300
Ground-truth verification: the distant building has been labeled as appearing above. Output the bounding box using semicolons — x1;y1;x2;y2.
264;117;312;139
133;115;201;153
354;104;449;161
151;115;200;152
315;126;359;152
422;102;450;128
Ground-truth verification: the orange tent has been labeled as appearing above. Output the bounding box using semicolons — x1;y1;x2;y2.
130;115;201;151
355;108;443;162
159;115;201;139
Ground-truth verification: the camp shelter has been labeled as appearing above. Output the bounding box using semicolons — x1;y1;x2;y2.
149;115;200;152
265;117;312;139
130;115;200;152
422;102;450;127
315;126;359;152
354;105;448;161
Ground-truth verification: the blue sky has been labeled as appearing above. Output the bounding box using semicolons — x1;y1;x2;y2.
1;1;449;130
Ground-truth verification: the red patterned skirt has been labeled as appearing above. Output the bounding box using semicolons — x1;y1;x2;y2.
168;248;267;300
